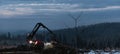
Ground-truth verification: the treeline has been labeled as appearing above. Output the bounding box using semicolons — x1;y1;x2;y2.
47;22;120;49
1;22;120;49
0;33;26;45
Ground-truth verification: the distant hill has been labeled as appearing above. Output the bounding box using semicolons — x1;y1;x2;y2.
79;22;120;38
52;22;120;49
55;22;120;39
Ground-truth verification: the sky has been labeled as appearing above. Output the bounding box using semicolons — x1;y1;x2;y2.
0;0;120;32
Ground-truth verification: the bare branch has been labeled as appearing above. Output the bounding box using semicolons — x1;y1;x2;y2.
68;12;83;21
68;12;83;28
68;13;76;20
76;12;83;20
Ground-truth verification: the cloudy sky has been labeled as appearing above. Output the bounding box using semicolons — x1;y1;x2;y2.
0;0;120;32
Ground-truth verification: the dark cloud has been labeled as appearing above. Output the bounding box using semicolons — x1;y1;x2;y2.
0;0;120;32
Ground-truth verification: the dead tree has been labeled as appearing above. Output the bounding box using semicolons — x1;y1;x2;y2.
68;12;83;48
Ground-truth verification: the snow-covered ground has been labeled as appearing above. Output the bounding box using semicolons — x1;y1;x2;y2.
81;50;120;54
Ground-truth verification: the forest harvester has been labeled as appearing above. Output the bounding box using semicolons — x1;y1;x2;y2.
26;22;77;54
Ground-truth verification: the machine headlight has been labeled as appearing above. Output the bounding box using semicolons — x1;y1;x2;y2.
29;40;33;44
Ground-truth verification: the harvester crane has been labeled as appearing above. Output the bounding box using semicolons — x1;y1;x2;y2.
27;23;55;41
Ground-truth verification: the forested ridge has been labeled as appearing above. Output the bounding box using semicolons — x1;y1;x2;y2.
52;22;120;49
1;22;120;49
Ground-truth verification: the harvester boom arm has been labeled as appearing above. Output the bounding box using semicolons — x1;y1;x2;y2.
27;23;55;41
